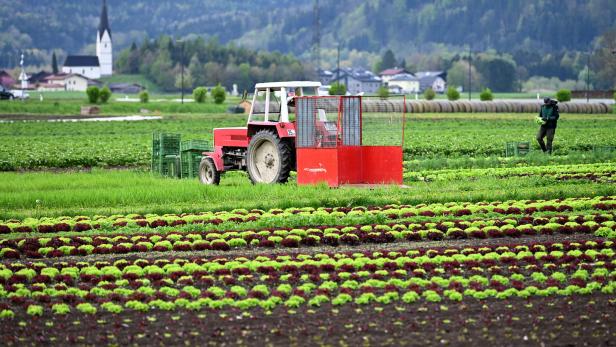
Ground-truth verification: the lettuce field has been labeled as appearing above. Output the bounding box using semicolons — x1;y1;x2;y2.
1;111;615;345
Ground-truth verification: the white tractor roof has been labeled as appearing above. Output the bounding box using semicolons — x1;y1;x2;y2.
255;81;321;89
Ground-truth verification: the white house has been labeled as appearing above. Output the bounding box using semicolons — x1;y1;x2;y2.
388;73;420;94
329;67;382;94
379;67;409;84
416;71;447;93
62;56;101;79
96;0;113;76
41;73;99;92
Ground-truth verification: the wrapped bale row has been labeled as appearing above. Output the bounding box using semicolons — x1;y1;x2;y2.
360;100;611;114
287;99;611;114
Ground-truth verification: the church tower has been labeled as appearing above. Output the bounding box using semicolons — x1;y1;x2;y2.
96;0;112;76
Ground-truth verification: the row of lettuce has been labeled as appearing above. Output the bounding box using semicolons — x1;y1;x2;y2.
0;239;614;317
1;212;615;259
2;196;615;235
403;162;616;182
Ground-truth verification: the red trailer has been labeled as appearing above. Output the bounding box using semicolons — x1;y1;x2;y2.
198;82;405;187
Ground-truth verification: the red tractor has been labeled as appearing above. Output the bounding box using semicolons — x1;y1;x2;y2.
199;81;404;187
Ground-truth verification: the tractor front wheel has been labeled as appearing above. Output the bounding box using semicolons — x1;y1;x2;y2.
199;157;220;185
247;130;292;184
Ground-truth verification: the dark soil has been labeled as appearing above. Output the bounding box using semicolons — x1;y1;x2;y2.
1;295;613;346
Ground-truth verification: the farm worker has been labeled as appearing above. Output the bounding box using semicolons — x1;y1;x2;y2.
536;97;560;154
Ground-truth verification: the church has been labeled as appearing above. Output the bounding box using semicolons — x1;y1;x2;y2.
62;0;112;79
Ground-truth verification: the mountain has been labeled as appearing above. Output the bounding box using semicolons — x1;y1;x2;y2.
1;0;614;71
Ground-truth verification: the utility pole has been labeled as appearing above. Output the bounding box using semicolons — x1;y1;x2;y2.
585;51;590;103
336;44;340;83
178;40;185;105
468;45;472;101
312;0;320;71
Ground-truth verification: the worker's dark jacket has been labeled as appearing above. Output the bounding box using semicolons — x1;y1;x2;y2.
539;104;559;129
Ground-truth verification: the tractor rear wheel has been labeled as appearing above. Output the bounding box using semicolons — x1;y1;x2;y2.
247;130;292;184
199;157;220;185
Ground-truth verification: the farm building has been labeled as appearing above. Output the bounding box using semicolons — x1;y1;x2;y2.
0;70;15;88
328;67;382;94
40;73;100;92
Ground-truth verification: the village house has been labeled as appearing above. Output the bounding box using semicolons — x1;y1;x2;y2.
0;70;15;88
379;67;410;84
328;67;382;94
40;73;100;92
416;71;447;93
388;73;420;94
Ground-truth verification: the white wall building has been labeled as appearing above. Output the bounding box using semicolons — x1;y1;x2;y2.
62;56;101;79
96;0;113;76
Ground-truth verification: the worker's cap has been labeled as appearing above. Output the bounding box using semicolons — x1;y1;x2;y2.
543;97;551;104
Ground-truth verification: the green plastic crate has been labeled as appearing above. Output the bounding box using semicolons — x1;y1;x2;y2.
152;132;181;174
181;151;203;179
505;142;530;157
152;132;181;157
155;155;180;178
181;139;211;152
593;146;616;153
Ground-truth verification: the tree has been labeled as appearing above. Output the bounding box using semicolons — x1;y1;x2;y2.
424;87;435;100
446;86;460;101
555;89;571;102
474;55;517;92
211;84;226;104
174;68;193;90
377;86;389;98
446;61;482;92
591;27;616;89
188;55;206;87
86;86;100;104
139;90;149;103
193;87;207;103
380;49;397;71
329;82;346;95
479;88;493;101
99;86;112;103
51;52;58;74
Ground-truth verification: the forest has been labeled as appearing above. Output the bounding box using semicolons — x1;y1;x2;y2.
1;0;615;90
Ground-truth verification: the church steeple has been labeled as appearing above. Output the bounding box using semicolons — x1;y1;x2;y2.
96;0;113;76
98;0;111;40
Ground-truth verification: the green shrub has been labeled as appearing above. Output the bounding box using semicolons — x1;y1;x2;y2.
329;82;347;96
480;88;493;101
613;91;616;101
446;86;460;101
99;86;112;104
193;87;207;103
424;87;436;100
139;90;149;103
211;84;226;104
86;86;100;104
556;89;571;102
377;86;389;98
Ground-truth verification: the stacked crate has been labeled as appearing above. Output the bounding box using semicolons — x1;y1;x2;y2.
152;132;181;178
505;141;530;157
180;140;211;179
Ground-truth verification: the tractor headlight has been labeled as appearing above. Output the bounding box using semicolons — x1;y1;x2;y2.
287;129;296;136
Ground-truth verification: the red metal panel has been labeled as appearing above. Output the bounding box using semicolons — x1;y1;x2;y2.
337;146;362;184
213;128;248;148
296;148;339;186
203;148;224;171
361;146;403;184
